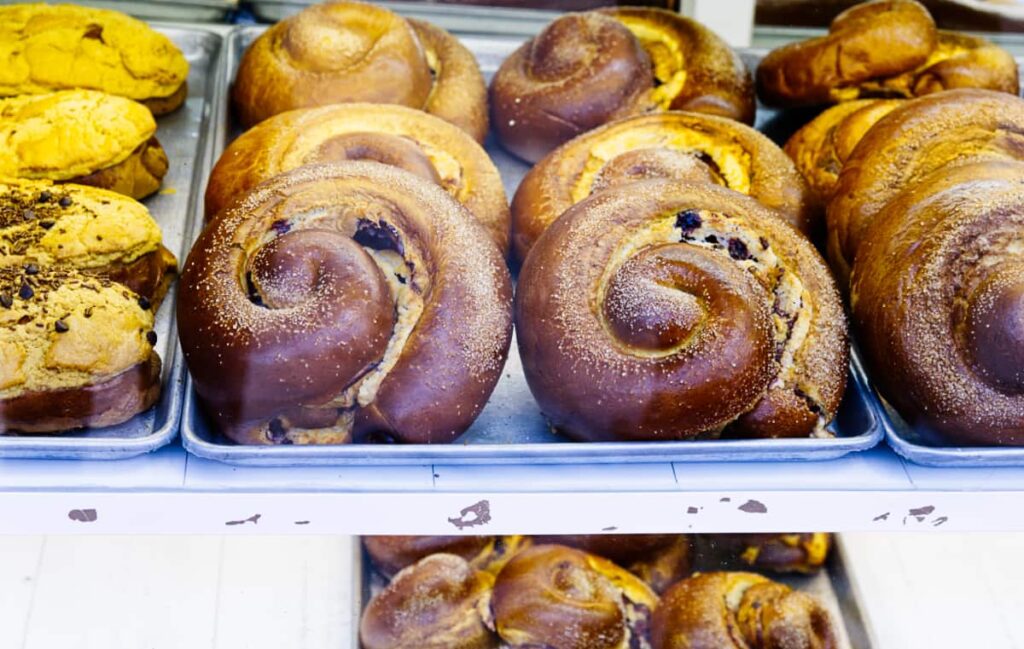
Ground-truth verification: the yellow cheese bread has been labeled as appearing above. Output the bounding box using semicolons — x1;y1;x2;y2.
0;3;188;114
0;263;161;433
0;90;168;199
0;180;177;306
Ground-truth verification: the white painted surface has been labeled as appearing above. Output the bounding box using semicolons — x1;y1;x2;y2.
0;534;1022;648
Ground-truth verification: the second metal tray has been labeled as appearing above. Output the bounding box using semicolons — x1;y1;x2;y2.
179;26;882;466
0;26;223;460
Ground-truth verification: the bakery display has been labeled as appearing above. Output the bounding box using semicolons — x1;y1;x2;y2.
651;572;838;649
231;1;487;140
204;103;509;252
851;160;1024;446
783;99;900;202
697;533;832;574
0;90;168;200
757;0;1018;107
0;4;188;115
490;7;753;163
364;536;528;578
827;89;1024;284
0;263;161;434
0;180;177;306
360;553;496;649
178;162;513;446
516;179;847;442
511;111;815;261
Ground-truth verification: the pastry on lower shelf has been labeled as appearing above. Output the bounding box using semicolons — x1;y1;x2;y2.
511;111;815;262
697;533;832;574
0;4;188;114
756;0;1017;107
178;162;512;446
851;160;1024;446
364;536;528;578
651;571;837;648
516;180;847;442
533;534;691;594
489;544;658;649
204;103;509;252
0;91;169;200
827;89;1024;284
360;553;496;649
490;6;753;163
0;180;177;306
0;264;161;434
783;99;900;203
231;1;486;140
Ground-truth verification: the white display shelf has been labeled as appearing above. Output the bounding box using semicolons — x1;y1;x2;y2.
2;445;1024;534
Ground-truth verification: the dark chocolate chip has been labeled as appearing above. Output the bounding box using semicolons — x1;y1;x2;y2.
353;218;405;255
0;294;11;309
18;282;33;300
38;191;52;203
146;330;158;345
704;234;719;245
270;219;290;235
24;263;39;275
59;196;73;208
55;320;69;333
675;209;702;233
39;220;55;230
137;296;151;310
728;238;751;260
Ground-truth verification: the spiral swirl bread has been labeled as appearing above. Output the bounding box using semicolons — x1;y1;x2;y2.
516;179;846;442
490;7;753;163
365;536;528;579
0;91;168;200
0;263;161;434
360;553;496;649
533;535;691;595
651;572;837;649
851;160;1024;446
178;162;512;446
1;180;177;306
231;1;486;139
783;99;899;203
205;104;508;252
489;544;658;649
827;89;1024;284
0;4;188;115
757;0;1018;108
512;112;814;261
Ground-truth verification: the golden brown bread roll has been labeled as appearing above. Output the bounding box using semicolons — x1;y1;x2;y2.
204;103;509;252
651;572;837;649
231;1;486;139
364;536;528;578
490;7;753;163
516;180;847;442
697;534;832;575
178;162;512;445
0;90;168;200
533;535;691;594
757;0;1018;107
512;111;814;261
360;553;496;649
0;263;161;434
0;180;177;307
851;160;1024;446
827;89;1024;284
783;99;900;202
0;4;188;114
490;544;658;649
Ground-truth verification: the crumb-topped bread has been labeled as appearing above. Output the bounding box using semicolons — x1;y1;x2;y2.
0;180;177;305
0;90;168;199
0;4;188;114
0;263;161;433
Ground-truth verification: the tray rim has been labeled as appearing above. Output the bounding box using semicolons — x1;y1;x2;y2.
0;25;225;460
178;28;884;467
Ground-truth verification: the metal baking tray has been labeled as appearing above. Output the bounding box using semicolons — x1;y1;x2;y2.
179;26;882;466
0;0;238;22
351;535;874;649
0;26;224;460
